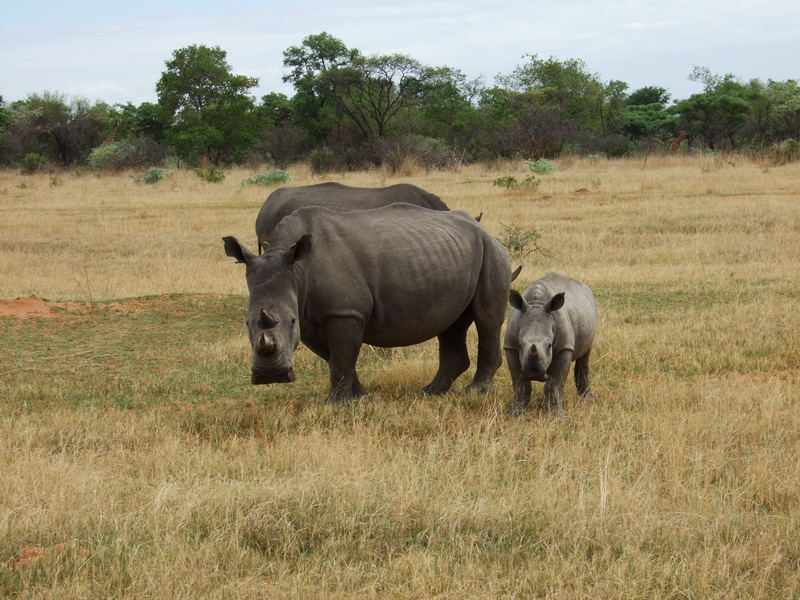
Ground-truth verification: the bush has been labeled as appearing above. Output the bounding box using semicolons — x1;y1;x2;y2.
241;170;291;186
87;138;171;171
524;158;556;174
493;176;518;189
131;168;165;185
497;223;548;262
309;147;341;175
194;166;225;183
768;139;800;165
492;175;540;190
20;152;47;174
374;135;455;173
88;141;135;170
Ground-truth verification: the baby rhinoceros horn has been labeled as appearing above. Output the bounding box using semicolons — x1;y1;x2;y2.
259;309;279;329
256;331;276;355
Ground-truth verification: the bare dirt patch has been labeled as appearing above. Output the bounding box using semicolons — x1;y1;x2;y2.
12;543;77;568
0;295;163;318
0;296;84;318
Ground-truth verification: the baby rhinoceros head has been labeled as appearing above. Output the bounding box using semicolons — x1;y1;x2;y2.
509;289;565;382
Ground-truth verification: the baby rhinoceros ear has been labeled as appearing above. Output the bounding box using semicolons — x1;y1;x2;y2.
509;290;527;312
546;291;566;313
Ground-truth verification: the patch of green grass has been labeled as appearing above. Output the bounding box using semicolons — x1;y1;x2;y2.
0;295;248;410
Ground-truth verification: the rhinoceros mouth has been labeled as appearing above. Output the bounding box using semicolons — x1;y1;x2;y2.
251;368;296;385
521;371;549;382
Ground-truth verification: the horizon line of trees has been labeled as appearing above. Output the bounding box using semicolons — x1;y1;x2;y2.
2;32;799;173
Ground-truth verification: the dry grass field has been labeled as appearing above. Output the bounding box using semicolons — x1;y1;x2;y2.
1;155;799;598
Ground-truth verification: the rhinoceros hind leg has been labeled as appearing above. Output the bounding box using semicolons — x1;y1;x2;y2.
466;314;503;393
574;350;595;402
422;312;471;395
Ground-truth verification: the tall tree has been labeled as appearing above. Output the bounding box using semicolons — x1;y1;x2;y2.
156;44;259;163
282;32;359;143
672;70;757;149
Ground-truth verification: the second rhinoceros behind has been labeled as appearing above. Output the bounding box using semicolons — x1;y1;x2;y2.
223;203;513;404
254;182;449;254
504;272;598;417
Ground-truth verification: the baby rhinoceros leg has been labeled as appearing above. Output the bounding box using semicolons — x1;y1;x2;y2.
505;348;532;415
542;350;572;418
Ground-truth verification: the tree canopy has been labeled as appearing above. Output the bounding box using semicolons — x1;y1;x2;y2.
2;39;799;169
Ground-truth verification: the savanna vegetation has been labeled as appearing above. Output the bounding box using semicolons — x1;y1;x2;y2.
1;33;799;173
1;155;799;597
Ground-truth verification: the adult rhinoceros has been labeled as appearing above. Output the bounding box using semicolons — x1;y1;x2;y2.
223;203;512;403
254;182;448;253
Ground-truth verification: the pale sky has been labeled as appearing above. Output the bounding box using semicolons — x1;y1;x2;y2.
2;0;798;106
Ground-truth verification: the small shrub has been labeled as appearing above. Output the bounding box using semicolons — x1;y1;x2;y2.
524;158;556;173
769;139;800;165
131;168;165;185
87;138;171;171
20;152;47;174
309;147;341;175
493;176;518;189
492;175;540;190
241;170;291;186
194;166;225;183
498;223;549;262
87;141;135;170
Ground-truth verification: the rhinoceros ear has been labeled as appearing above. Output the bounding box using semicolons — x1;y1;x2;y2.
546;292;566;313
509;290;527;312
223;236;256;265
285;234;312;266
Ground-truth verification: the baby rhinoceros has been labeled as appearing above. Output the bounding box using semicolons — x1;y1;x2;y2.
504;272;598;417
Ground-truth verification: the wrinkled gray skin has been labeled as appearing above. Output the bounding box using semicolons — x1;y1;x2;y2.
255;182;448;253
504;272;598;417
224;203;512;403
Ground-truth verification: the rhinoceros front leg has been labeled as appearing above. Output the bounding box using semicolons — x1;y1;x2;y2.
542;350;572;417
505;348;532;415
422;313;471;395
324;317;367;404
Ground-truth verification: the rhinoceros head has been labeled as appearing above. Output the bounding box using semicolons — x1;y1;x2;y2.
223;234;311;385
509;289;565;381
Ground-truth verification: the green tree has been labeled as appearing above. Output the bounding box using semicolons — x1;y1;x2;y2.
622;86;675;144
0;92;112;165
763;80;800;142
282;32;359;143
417;67;483;159
498;55;607;133
673;70;757;149
325;53;431;140
156;44;259;163
626;86;670;106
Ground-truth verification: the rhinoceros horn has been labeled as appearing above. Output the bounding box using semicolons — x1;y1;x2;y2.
259;309;279;329
256;331;276;355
